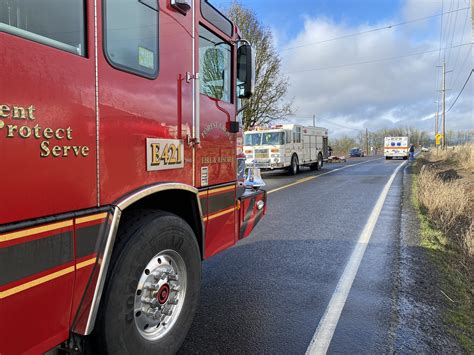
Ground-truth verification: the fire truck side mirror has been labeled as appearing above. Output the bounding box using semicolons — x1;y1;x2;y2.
237;43;255;99
227;121;240;133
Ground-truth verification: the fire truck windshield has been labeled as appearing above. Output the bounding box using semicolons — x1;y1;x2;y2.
244;132;285;146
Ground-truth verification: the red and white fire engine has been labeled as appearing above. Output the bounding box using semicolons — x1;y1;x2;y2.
0;0;266;353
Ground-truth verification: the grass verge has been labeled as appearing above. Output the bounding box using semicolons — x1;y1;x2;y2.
412;162;474;352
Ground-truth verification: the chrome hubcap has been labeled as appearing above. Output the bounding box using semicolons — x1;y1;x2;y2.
134;250;187;341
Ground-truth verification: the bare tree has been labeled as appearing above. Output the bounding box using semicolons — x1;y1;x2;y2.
330;136;358;156
227;2;293;129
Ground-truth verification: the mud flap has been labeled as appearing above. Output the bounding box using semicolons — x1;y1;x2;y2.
238;189;267;239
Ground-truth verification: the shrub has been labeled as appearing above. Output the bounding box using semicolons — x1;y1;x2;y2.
416;166;472;257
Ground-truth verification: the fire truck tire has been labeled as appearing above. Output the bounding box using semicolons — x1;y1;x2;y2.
288;154;299;175
94;211;201;355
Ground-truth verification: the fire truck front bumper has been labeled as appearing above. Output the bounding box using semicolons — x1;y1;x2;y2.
238;188;266;239
245;159;285;170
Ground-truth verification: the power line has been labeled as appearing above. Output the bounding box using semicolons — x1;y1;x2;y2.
319;118;364;132
297;115;364;131
447;7;471;89
446;69;473;112
280;6;470;52
435;0;445;119
283;42;472;74
442;0;455;60
438;0;445;64
450;41;472;89
446;0;461;67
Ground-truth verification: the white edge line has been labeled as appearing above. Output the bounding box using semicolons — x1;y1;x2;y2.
305;160;407;355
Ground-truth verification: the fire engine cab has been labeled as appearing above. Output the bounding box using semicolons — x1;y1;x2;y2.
0;0;265;353
244;124;329;175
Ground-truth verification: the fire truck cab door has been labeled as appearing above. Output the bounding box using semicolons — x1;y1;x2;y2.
196;21;237;257
0;2;95;353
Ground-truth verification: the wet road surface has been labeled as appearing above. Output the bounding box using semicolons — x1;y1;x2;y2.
180;156;408;354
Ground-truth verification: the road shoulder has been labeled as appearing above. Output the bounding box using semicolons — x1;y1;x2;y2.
392;163;464;353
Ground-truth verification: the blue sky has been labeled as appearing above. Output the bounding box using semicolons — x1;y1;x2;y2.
214;0;404;37
211;0;473;136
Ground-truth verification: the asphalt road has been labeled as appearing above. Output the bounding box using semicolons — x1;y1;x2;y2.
180;156;408;354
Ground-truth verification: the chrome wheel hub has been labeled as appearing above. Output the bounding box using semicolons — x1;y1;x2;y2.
134;250;187;341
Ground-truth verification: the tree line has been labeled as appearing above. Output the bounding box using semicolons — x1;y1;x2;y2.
329;128;473;156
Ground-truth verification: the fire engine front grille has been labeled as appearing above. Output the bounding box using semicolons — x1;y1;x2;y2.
254;149;269;159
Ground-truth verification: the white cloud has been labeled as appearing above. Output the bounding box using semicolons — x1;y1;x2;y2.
279;2;473;138
402;0;441;20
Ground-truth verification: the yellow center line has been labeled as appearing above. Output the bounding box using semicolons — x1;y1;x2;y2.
267;158;382;195
267;176;316;195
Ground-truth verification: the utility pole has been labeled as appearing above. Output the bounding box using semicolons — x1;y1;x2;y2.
312;114;315;127
442;62;446;149
366;128;369;156
435;105;439;155
437;62;451;149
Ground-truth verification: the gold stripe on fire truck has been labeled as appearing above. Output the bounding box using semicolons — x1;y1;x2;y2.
0;212;107;244
0;256;97;299
76;212;108;225
198;185;235;197
0;220;73;243
203;207;236;222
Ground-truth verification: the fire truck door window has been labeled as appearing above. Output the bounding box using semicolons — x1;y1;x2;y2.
199;26;231;102
0;0;85;56
104;0;158;78
244;133;261;146
286;130;291;143
293;127;301;143
262;132;284;145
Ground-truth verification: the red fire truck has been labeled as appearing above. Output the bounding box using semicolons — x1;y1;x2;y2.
0;0;266;353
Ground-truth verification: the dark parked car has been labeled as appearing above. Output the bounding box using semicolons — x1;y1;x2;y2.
349;147;364;157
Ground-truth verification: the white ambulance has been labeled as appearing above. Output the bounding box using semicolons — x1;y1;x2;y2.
384;136;409;159
244;124;329;175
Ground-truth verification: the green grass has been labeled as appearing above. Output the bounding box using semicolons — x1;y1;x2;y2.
412;173;474;353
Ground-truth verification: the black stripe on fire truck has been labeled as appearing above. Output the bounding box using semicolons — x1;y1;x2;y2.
198;182;236;195
76;223;104;259
253;208;264;229
207;191;235;215
239;197;256;239
199;187;236;219
0;206;112;234
199;196;208;216
0;231;74;286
